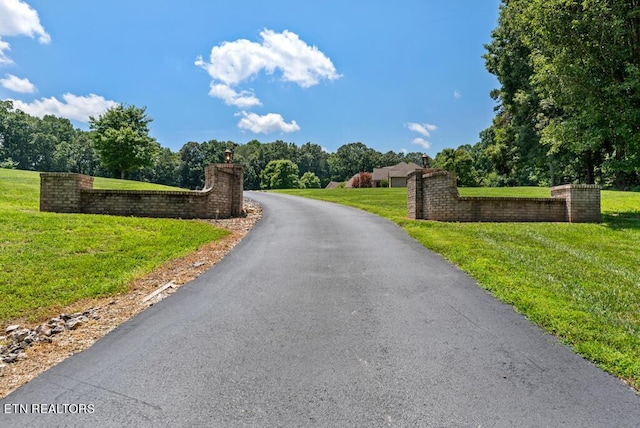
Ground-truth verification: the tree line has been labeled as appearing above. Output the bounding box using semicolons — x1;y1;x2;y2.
0;100;427;190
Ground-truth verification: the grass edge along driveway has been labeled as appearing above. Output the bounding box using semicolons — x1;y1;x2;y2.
0;169;229;325
274;187;640;392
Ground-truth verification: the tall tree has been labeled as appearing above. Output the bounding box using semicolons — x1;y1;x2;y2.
235;139;264;190
483;0;550;186
433;146;478;187
329;142;382;181
297;142;330;186
0;100;37;170
178;142;206;189
89;104;159;179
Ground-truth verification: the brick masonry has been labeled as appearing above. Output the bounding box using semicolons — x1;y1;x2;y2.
40;164;244;219
407;169;600;223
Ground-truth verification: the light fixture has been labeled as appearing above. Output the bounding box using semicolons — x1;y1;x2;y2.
421;154;430;168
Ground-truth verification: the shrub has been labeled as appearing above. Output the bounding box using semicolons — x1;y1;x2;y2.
352;172;373;188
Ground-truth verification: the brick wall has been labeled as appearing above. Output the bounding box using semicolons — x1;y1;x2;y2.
407;170;600;223
40;164;244;219
550;184;601;223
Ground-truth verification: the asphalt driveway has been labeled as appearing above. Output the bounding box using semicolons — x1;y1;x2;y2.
2;192;639;427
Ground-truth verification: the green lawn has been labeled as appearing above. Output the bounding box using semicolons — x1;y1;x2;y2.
0;169;229;324
276;186;640;390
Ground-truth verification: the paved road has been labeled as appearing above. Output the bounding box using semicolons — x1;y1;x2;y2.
2;192;639;427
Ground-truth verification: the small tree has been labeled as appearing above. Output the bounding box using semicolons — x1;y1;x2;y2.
260;159;300;189
89;104;158;179
299;171;321;189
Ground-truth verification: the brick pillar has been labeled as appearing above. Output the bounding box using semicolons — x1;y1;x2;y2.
551;184;601;223
231;164;244;217
40;173;94;213
407;169;424;219
204;164;244;218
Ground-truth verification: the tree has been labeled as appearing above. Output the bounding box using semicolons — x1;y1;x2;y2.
433;147;478;187
329;142;382;181
260;159;300;189
52;130;101;175
298;142;330;186
235;140;264;190
0;100;37;170
299;171;321;188
89;104;159;179
482;0;550;186
178;142;206;189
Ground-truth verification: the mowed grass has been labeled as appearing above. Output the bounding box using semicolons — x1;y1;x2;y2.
0;169;229;325
276;186;640;389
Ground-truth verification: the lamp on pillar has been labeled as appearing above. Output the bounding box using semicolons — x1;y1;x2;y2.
421;154;430;168
224;148;233;164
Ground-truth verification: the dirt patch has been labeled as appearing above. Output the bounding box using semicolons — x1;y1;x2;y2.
0;198;262;399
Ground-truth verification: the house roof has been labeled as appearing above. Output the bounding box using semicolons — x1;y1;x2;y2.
372;162;422;181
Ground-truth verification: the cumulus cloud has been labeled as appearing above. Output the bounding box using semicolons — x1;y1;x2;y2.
0;0;50;64
197;29;340;87
1;73;35;92
406;122;437;137
209;83;262;108
196;29;340;107
0;39;11;64
411;138;431;150
236;111;300;134
10;93;118;122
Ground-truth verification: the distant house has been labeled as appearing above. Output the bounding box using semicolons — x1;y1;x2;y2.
372;161;422;187
325;181;341;189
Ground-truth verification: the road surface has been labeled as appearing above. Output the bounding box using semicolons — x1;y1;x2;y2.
2;192;639;427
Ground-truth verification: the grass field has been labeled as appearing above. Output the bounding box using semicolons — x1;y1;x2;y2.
276;186;640;390
0;168;229;325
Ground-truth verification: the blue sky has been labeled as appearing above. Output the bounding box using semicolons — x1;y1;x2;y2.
0;0;501;156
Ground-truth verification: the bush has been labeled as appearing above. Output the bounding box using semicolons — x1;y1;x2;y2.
352;172;373;188
0;158;18;169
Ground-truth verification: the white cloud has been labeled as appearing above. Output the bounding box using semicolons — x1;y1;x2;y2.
197;29;340;87
196;29;340;107
400;148;408;154
259;29;341;88
10;93;118;122
0;73;34;92
236;111;300;134
0;39;11;65
454;90;462;99
209;83;262;108
0;0;50;64
412;138;431;150
406;122;437;137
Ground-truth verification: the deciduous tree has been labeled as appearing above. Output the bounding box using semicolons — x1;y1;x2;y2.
260;159;300;189
89;104;158;179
